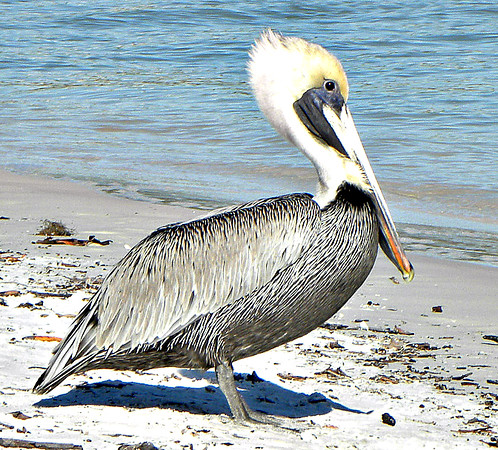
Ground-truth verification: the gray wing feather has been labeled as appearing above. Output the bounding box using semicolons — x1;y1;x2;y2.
33;194;321;394
94;194;320;350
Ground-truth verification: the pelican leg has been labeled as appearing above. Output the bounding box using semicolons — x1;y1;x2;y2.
215;361;277;425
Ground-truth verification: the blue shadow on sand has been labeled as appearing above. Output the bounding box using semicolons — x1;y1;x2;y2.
34;370;372;418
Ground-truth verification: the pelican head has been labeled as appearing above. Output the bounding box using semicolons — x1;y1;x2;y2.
249;30;414;281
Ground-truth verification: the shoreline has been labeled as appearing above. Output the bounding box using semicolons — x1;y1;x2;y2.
0;170;497;449
2;167;497;268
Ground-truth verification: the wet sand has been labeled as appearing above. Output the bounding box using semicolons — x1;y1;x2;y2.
0;170;496;449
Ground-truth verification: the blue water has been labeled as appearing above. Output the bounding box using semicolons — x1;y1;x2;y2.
1;1;497;264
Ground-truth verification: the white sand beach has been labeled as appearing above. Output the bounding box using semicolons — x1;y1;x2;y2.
0;170;496;449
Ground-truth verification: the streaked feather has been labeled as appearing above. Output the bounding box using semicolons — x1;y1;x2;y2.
38;194;319;381
96;194;319;350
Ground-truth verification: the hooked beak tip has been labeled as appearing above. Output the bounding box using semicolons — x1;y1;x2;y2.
401;262;415;282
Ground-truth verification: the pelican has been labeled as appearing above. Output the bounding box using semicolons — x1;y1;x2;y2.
34;30;414;424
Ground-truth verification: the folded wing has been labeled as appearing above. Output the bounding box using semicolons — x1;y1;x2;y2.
95;194;320;350
34;193;321;393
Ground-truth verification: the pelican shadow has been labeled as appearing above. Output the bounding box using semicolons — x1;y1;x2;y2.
34;370;371;418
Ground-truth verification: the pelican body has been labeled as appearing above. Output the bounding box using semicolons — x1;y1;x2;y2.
34;31;413;424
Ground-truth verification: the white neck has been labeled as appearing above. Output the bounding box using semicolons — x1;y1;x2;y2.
281;108;357;209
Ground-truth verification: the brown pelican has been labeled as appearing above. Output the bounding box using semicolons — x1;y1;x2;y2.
33;30;414;424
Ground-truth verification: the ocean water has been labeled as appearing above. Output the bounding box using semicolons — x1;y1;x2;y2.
1;1;497;265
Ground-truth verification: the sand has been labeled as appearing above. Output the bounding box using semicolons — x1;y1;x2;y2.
0;170;496;449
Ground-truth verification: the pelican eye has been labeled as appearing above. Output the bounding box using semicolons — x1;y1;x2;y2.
324;80;336;92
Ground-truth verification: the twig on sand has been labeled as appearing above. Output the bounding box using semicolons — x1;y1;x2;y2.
33;235;112;246
0;437;83;449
